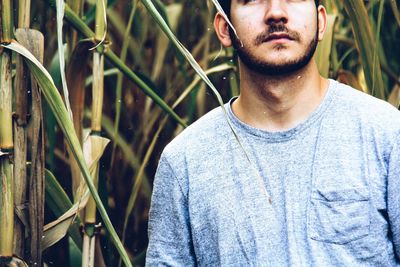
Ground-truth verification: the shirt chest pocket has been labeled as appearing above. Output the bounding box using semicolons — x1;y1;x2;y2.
308;188;370;245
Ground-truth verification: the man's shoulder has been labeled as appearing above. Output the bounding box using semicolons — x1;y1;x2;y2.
163;105;229;158
333;81;400;131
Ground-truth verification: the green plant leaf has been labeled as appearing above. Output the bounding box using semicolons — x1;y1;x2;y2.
56;0;73;119
43;134;110;251
1;40;133;267
390;0;400;28
151;3;183;81
44;168;82;250
121;63;235;252
342;0;385;99
47;0;187;127
315;14;338;77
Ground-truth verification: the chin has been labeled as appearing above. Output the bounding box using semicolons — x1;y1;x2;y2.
261;56;295;66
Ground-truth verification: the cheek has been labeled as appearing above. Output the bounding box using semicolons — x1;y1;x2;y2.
300;22;317;41
235;22;256;42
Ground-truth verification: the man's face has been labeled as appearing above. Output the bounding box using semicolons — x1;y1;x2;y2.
229;0;321;76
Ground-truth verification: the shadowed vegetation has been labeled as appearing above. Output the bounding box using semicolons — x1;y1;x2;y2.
0;0;399;266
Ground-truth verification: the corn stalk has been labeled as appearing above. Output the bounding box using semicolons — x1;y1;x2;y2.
0;0;14;263
13;0;31;258
48;0;187;127
82;0;107;266
67;40;93;199
19;29;45;266
0;52;14;264
2;40;133;267
66;0;83;55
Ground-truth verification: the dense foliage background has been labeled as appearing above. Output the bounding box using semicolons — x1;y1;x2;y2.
0;0;399;266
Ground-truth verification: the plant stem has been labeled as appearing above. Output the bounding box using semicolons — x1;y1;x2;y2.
94;0;106;41
91;52;104;133
14;1;32;258
0;55;13;150
83;1;107;266
0;156;13;258
48;0;187;127
2;39;133;267
66;0;83;55
0;48;14;259
86;0;106;225
18;0;30;28
1;0;12;42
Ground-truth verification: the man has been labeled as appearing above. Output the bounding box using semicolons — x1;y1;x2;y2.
146;0;400;265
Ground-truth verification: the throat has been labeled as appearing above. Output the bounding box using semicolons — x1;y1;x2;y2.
233;99;307;132
232;75;329;132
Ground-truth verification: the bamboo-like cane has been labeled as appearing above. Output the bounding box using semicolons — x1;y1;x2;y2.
0;43;14;263
15;29;45;266
66;0;83;55
18;0;30;27
1;0;12;43
13;0;31;258
15;1;46;264
82;0;106;266
0;0;14;263
0;155;14;260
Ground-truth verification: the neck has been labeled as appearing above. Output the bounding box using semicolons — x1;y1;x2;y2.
232;60;329;132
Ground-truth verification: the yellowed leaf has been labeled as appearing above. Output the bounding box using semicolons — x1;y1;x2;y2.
388;84;400;108
315;14;338;78
337;69;365;92
41;134;110;250
151;3;183;81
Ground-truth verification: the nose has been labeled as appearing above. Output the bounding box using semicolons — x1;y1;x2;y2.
264;0;288;25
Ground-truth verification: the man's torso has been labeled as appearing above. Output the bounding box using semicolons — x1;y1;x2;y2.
149;80;400;266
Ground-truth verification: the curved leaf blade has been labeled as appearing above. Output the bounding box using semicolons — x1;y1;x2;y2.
1;40;133;267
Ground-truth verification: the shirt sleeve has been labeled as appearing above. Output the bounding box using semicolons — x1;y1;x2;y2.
387;138;400;261
146;153;196;266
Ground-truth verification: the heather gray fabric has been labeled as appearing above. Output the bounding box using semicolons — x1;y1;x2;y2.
146;80;400;266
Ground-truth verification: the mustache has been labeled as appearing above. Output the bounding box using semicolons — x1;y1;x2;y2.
254;24;300;45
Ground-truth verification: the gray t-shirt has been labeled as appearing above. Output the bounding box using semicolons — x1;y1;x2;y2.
146;80;400;266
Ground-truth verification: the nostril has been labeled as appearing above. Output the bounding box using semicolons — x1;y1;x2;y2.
267;17;288;25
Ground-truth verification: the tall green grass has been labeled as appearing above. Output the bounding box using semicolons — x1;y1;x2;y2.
0;0;398;266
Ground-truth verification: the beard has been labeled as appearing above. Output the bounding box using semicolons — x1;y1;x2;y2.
230;23;319;76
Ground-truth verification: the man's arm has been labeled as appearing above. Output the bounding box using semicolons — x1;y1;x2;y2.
146;154;196;266
388;139;400;260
